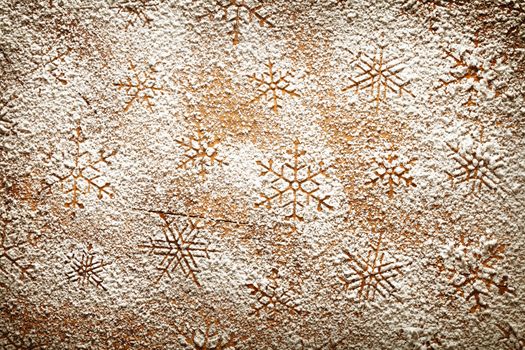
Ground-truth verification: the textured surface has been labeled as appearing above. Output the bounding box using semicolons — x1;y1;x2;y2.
1;0;525;349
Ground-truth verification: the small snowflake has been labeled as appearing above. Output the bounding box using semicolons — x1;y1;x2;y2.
445;136;504;194
366;144;416;199
65;248;110;290
139;213;218;286
198;0;274;45
176;126;225;178
249;61;299;112
177;319;238;350
256;139;333;221
438;235;512;313
436;48;499;107
110;0;158;30
246;268;302;318
114;61;168;112
343;45;414;111
0;220;34;280
43;121;116;208
339;230;411;301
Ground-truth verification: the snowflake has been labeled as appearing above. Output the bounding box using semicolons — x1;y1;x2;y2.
114;61;168;112
0;94;16;137
436;48;498;107
445;137;504;194
176;126;225;178
32;46;72;85
0;220;34;280
338;230;411;301
197;0;274;45
255;139;333;221
42;121;116;208
438;235;512;313
246;268;302;317
177;319;238;350
366;144;416;199
110;0;158;30
343;45;414;111
139;213;218;286
65;249;110;290
498;323;525;350
249;61;299;113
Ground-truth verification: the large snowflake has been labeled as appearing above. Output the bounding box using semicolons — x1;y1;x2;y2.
445;136;504;194
0;220;34;280
366;144;416;199
343;45;414;111
176;126;225;178
139;213;218;286
198;0;274;45
246;268;302;318
255;139;333;221
114;61;167;112
249;61;299;113
43;122;116;209
436;48;498;107
339;230;411;300
65;249;110;290
438;235;512;313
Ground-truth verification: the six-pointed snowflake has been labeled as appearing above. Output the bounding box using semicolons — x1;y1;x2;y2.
110;0;158;30
139;213;218;286
249;61;299;113
339;230;411;300
114;61;168;112
366;144;416;199
438;235;512;313
198;0;274;45
176;126;225;178
343;45;414;111
436;48;498;107
445;137;504;194
65;249;110;290
256;139;333;221
0;220;34;280
246;268;302;317
32;46;72;85
42;122;116;208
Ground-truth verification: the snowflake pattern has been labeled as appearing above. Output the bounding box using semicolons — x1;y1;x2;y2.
246;268;302;317
139;213;218;286
366;144;416;199
255;139;333;221
178;319;238;350
0;220;34;280
343;45;414;111
445;136;504;194
436;48;498;107
438;235;512;313
42;121;116;208
498;323;525;350
65;249;110;290
198;0;274;45
110;0;158;30
176;126;225;178
339;230;411;301
114;61;168;112
249;61;299;112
